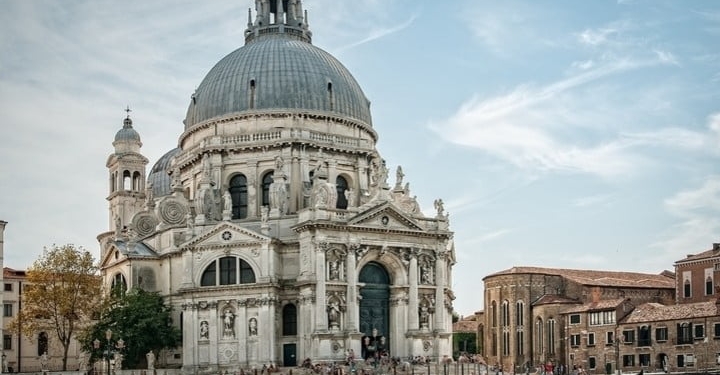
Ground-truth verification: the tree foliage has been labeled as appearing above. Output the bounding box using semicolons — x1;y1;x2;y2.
7;244;101;371
79;288;181;369
453;332;478;357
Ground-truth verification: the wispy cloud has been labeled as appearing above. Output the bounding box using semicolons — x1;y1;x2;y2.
427;56;677;178
654;49;679;65
334;14;417;53
653;175;720;261
572;194;614;208
578;27;619;46
463;228;513;245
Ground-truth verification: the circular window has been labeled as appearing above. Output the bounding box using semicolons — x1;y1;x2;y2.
221;231;232;241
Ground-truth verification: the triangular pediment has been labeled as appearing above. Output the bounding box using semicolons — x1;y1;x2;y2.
348;201;424;231
183;222;270;249
100;239;158;268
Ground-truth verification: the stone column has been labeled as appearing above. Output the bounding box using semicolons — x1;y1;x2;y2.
238;302;249;365
181;249;193;288
265;299;277;363
181;303;198;373
434;251;446;331
315;242;328;331
328;160;337;185
247;160;259;218
290;155;301;212
346;244;359;331
408;249;419;330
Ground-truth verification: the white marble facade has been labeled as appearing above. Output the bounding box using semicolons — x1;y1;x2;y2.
98;1;456;373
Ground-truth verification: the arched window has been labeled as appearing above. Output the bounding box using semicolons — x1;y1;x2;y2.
123;170;131;190
111;273;127;297
282;304;297;336
111;172;117;193
638;325;651;346
516;301;524;326
262;171;273;208
249;79;256;109
230;174;248;219
38;332;48;356
219;256;236;285
132;171;142;191
200;257;256;286
201;262;216;286
684;279;691;298
336;176;348;209
501;300;510;326
535;318;544;354
547;318;556;354
491;301;497;327
706;276;714;296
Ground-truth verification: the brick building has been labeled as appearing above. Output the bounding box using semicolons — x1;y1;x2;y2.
482;267;675;373
674;243;720;304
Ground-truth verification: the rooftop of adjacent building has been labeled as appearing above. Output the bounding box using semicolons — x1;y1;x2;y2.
484;266;675;289
675;242;720;264
624;300;720;323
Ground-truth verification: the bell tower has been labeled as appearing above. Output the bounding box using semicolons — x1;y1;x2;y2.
245;0;312;44
106;108;148;238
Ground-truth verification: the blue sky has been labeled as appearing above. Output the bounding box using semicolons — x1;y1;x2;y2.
1;0;719;317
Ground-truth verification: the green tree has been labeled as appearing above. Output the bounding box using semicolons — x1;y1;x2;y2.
7;244;102;371
79;288;180;369
453;332;478;357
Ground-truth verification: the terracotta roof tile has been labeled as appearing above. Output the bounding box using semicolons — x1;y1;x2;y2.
623;301;719;323
533;294;580;306
485;266;674;289
453;317;479;332
674;245;720;264
561;298;626;314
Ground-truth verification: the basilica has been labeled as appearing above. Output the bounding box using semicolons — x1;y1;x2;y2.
99;1;456;372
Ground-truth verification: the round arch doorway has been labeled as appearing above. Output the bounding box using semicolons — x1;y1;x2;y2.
359;262;390;359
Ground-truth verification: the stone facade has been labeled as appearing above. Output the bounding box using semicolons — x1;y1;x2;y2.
98;1;456;373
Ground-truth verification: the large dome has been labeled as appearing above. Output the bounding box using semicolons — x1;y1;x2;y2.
183;35;372;129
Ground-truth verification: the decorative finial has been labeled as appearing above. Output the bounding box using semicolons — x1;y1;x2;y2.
123;105;133;127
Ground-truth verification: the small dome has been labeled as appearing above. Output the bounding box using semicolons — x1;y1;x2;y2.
114;117;141;143
184;35;372;129
147;148;181;197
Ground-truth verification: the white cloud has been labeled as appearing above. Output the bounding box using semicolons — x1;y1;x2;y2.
334;14;417;53
652;176;720;264
464;229;513;245
572;194;614;208
427;59;666;178
578;27;618;46
664;176;720;218
571;60;595;70
654;49;679;65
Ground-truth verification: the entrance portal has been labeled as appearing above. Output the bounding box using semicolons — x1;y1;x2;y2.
359;262;390;359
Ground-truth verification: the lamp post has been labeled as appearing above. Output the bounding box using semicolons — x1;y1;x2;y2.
93;329;124;375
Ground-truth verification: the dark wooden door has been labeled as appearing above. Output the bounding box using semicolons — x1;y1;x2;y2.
359;262;390;356
283;343;296;367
